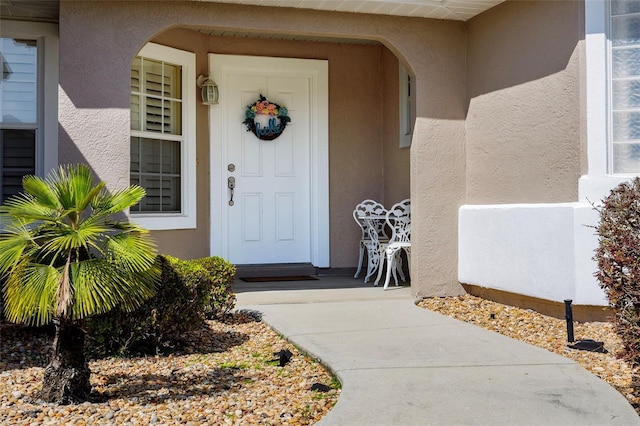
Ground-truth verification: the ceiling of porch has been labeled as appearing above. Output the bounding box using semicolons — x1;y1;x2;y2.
202;0;505;21
1;0;504;24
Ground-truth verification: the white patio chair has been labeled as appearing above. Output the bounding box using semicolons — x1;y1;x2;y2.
352;199;389;282
375;199;411;290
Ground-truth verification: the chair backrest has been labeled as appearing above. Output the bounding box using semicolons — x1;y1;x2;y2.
353;199;388;240
386;199;410;244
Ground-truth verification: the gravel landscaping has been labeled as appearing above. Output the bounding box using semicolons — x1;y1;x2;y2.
0;311;339;425
418;295;640;416
3;292;639;424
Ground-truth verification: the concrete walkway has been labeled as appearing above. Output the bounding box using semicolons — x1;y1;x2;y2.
234;276;640;425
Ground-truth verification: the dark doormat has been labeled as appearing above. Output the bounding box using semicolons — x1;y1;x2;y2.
240;276;318;282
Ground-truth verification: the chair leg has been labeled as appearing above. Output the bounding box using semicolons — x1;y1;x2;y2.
363;241;381;284
383;247;402;290
374;245;386;286
354;242;365;278
383;252;394;290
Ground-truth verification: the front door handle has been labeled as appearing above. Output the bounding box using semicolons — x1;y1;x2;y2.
228;176;235;206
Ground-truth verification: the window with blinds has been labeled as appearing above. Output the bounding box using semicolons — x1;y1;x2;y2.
611;0;640;173
130;55;183;213
0;37;38;203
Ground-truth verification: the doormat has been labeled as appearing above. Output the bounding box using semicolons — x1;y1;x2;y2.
240;276;318;283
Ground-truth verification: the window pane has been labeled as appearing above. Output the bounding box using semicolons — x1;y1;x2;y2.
140;138;161;173
131;57;141;92
612;15;640;46
143;59;164;97
140;175;162;212
130;137;140;173
162;140;180;174
131;137;181;213
613;0;640;16
0;38;37;123
613;80;640;109
130;94;141;131
164;99;182;135
612;48;640;78
1;129;35;203
613;143;640;172
613;111;640;141
164;62;181;99
160;176;180;212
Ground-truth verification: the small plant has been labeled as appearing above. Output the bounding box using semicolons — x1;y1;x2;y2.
87;255;236;357
594;177;640;389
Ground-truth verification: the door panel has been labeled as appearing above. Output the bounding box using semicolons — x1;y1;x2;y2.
210;54;329;267
223;71;310;264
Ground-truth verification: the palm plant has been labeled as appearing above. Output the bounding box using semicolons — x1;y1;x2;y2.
0;164;159;404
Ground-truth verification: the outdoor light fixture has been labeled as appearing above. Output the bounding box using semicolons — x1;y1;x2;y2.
197;74;219;105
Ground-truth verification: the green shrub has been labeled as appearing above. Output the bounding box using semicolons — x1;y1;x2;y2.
87;255;236;357
594;177;640;382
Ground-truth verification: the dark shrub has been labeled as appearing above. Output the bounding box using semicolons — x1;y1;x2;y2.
594;177;640;384
87;255;236;357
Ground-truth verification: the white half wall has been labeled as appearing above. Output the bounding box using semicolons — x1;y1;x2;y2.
458;203;607;306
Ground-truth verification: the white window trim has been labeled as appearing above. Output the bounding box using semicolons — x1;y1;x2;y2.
580;0;633;203
0;20;58;180
399;63;412;148
129;42;197;230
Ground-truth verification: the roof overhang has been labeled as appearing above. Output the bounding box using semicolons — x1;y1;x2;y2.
1;0;504;24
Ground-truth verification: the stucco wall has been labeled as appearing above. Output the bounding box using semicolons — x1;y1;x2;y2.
466;0;584;204
58;0;467;296
382;49;411;205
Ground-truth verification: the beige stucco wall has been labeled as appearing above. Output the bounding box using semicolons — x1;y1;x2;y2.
465;0;585;204
382;48;411;205
58;0;468;296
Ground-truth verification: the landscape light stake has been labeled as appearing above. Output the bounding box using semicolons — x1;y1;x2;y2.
564;299;575;343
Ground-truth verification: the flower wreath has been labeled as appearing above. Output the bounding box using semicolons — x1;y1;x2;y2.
243;95;291;141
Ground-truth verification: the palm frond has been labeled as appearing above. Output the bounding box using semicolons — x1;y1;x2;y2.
93;185;145;216
106;232;157;272
1;193;57;223
69;259;158;319
49;164;94;212
21;174;59;209
2;262;59;326
0;223;35;275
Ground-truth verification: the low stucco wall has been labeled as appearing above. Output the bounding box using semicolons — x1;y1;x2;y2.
459;203;606;306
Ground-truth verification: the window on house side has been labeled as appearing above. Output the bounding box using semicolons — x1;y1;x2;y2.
399;63;413;148
0;38;38;203
129;43;196;230
610;0;640;173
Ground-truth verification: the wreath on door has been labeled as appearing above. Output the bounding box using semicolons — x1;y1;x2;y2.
243;95;291;141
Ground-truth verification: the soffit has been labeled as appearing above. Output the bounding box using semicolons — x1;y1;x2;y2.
201;0;505;21
0;0;59;23
1;0;503;24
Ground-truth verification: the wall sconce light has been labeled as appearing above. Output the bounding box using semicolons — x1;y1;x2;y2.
197;74;219;105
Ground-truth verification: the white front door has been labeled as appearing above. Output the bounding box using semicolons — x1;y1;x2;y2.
210;55;329;266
